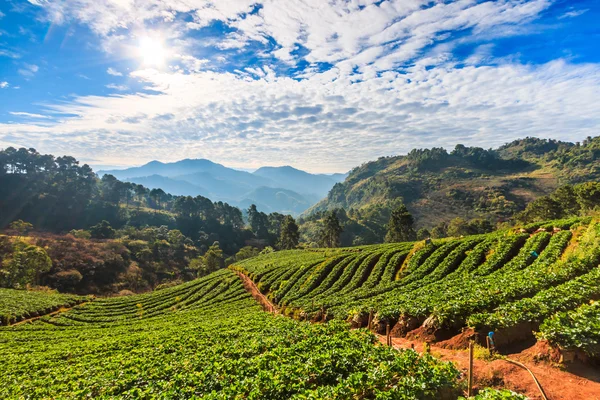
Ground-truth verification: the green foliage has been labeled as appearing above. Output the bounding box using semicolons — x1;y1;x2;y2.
308;136;600;235
538;301;600;356
0;288;86;325
318;211;343;248
190;242;224;278
89;220;116;239
235;217;599;356
0;243;52;288
0;270;460;398
459;388;528;400
385;204;416;243
278;215;300;249
8;220;33;236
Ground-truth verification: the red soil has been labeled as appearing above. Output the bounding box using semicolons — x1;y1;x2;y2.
233;270;278;314
378;335;600;400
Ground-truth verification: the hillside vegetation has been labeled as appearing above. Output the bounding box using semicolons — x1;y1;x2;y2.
233;217;600;358
0;269;462;399
306;137;600;229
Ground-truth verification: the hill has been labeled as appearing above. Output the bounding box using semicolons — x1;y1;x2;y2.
233;217;600;360
254;165;345;198
0;269;460;398
305;136;600;228
100;160;343;215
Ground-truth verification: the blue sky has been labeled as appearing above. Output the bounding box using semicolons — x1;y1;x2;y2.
0;0;599;173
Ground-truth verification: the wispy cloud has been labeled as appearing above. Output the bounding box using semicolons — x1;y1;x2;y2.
558;9;589;19
105;83;128;91
0;81;8;89
18;63;38;77
106;67;123;76
9;111;53;119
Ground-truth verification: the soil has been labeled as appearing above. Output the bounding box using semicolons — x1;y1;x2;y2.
378;335;600;400
233;270;278;314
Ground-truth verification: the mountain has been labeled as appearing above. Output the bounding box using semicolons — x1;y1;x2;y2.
304;136;600;228
127;175;208;197
238;187;321;215
253;166;343;198
99;159;343;215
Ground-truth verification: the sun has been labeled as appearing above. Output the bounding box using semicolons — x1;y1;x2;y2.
138;35;167;67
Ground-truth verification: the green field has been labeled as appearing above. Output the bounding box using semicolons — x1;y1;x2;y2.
1;269;464;399
234;217;600;356
0;288;87;325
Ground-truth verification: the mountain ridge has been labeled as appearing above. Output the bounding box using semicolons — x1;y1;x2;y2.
99;159;344;215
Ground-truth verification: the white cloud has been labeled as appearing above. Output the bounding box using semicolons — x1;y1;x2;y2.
106;67;123;76
105;83;128;91
558;9;589;19
9;112;53;119
8;1;599;172
18;63;38;77
0;81;8;88
2;59;600;172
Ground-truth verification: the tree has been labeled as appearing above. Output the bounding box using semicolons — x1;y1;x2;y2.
447;217;470;237
551;185;580;216
431;222;448;239
8;220;33;238
234;246;260;262
191;242;224;277
384;205;415;243
278;215;300;250
519;197;563;223
416;228;430;241
574;182;600;211
0;244;52;288
89;220;116;239
319;211;343;248
247;204;269;239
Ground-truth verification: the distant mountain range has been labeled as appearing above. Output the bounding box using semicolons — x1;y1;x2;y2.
99;159;346;215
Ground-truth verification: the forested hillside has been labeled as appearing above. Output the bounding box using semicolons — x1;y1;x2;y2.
306;136;600;230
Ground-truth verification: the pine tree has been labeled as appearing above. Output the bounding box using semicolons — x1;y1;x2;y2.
385;204;415;243
319;211;343;248
278;215;300;250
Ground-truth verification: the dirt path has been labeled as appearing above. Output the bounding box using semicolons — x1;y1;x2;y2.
233;270;278;314
377;335;600;400
11;302;89;326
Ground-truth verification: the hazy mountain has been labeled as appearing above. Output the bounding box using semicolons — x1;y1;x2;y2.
99;159;344;215
253;166;342;197
127;175;208;197
237;187;320;215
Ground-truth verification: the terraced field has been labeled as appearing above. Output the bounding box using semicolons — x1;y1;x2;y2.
234;217;600;357
0;288;88;325
0;269;463;399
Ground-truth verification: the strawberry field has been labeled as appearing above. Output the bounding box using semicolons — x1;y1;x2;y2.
0;269;464;399
234;217;600;357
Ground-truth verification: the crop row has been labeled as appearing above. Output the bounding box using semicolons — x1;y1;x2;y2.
0;288;87;325
0;269;461;398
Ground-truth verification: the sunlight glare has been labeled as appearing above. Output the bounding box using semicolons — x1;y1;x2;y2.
138;35;167;67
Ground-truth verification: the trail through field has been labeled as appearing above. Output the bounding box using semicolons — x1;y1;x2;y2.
377;335;600;400
11;302;89;326
233;270;278;314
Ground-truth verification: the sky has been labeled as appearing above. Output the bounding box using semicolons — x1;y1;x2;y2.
0;0;599;173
